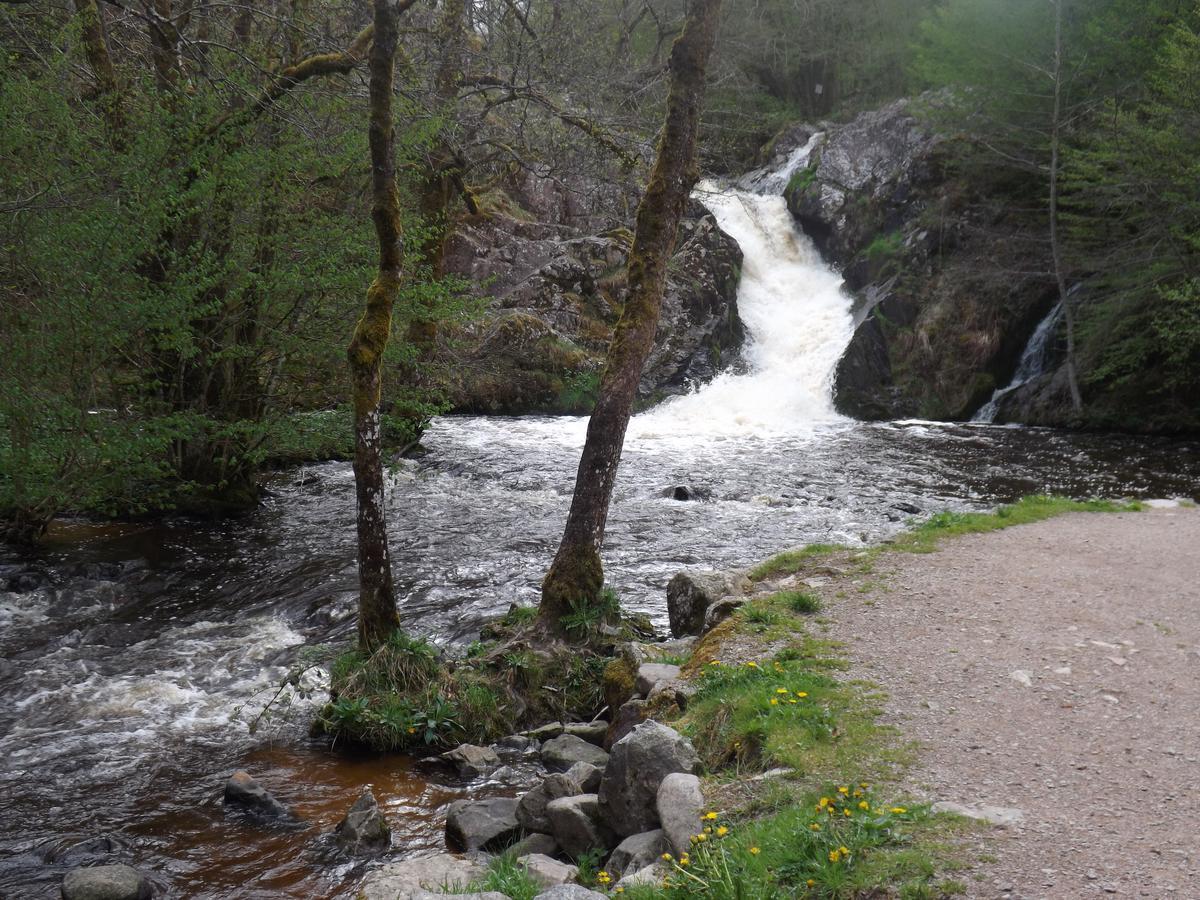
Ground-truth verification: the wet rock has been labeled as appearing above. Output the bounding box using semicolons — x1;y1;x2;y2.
508;833;560;858
358;853;488;900
518;853;579;888
666;571;748;638
442;744;501;777
562;721;608;747
702;597;746;632
545;794;616;857
605;829;666;878
605;699;649;750
564;762;603;793
598;721;700;837
656;773;704;856
635;664;681;697
540;734;609;772
222;770;291;819
495;734;538;753
526;721;565;741
61;864;151;900
333;790;390;856
663;485;712;502
6;567;53;593
517;772;583;833
445;797;521;852
532;886;608;900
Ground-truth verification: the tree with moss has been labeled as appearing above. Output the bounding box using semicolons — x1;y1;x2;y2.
540;0;722;632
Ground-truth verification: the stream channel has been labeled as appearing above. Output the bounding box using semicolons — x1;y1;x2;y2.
2;149;1197;899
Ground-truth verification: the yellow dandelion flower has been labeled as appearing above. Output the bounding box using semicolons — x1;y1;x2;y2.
749;846;761;855
843;808;852;817
809;823;821;831
807;879;816;887
853;790;863;798
818;797;830;808
776;688;789;694
716;826;729;837
838;786;849;795
859;782;870;788
746;661;758;668
696;833;708;842
770;698;779;706
615;889;624;895
890;807;907;814
789;699;798;704
703;826;712;834
662;853;673;861
704;811;719;820
796;691;808;698
709;660;721;666
828;849;841;863
858;801;870;810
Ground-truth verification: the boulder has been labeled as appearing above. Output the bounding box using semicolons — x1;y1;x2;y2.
61;865;151;900
518;853;579;888
508;832;560;858
634;664;681;697
517;772;583;834
495;734;538;753
545;794;615;857
564;762;603;794
358;853;488;900
605;829;666;878
532;885;609;900
656;773;705;856
598;721;699;837
615;863;664;890
562;721;608;747
702;597;745;632
442;744;501;778
445;797;521;852
646;679;697;711
540;734;609;772
605;699;648;750
333;789;390;856
222;770;291;819
526;721;565;741
666;572;747;638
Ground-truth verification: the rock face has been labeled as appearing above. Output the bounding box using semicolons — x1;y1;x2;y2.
222;770;291;819
605;829;666;878
541;734;610;772
635;664;681;696
358;853;488;900
442;210;744;416
598;722;699;838
667;571;747;637
656;773;705;856
545;794;615;857
442;744;501;778
61;865;151;900
783;96;1061;424
564;762;603;794
445;797;521;852
333;790;390;856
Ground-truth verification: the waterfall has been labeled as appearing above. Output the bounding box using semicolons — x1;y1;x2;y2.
971;303;1064;424
631;137;855;438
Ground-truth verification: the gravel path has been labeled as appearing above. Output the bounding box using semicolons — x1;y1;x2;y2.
833;507;1200;900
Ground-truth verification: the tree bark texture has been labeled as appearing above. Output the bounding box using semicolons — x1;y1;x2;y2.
347;0;418;652
540;0;722;626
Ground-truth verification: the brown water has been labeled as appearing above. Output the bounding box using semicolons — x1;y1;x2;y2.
1;417;1197;898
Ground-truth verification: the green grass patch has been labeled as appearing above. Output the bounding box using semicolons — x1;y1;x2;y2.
749;544;840;582
458;853;541;900
786;164;818;196
780;589;823;615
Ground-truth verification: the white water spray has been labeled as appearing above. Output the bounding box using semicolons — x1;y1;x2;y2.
632;137;855;438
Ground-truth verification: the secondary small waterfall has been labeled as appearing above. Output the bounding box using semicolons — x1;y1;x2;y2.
632;137;856;438
972;303;1064;423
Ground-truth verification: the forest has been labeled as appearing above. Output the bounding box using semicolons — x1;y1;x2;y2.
1;1;1198;899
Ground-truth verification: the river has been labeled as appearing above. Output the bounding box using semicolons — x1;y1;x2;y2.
2;154;1197;899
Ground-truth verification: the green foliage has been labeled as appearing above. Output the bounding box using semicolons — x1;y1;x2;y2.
560;586;622;637
557;369;602;413
786;166;818;196
780;590;823;615
749;544;840;582
460;854;541;900
864;231;904;261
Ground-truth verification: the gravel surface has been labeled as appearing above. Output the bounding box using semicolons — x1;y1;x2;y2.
833;507;1200;900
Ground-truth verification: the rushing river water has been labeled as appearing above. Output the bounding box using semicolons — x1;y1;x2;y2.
2;155;1199;899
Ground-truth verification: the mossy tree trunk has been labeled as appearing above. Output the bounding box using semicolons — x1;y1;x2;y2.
347;0;419;653
540;0;722;629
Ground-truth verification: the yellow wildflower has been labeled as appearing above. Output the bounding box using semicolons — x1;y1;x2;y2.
839;846;849;855
796;691;808;698
703;826;712;834
809;823;821;831
818;797;831;808
858;801;870;810
807;879;816;887
838;786;849;795
828;849;841;863
716;826;729;837
662;853;672;861
770;698;779;706
776;688;789;694
704;811;719;820
890;807;907;814
843;808;851;817
749;846;761;855
746;661;758;668
695;833;708;842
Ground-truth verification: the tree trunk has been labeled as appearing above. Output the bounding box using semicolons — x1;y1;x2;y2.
1049;0;1083;414
540;0;722;628
72;0;125;145
346;0;416;652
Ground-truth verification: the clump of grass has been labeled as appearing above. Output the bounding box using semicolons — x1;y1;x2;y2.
891;495;1140;554
749;543;840;582
458;853;541;900
779;589;822;614
741;605;781;629
560;586;622;637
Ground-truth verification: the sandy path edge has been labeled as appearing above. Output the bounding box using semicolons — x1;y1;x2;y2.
829;507;1200;900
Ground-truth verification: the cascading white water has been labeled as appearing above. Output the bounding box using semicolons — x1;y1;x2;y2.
971;303;1064;423
632;140;856;438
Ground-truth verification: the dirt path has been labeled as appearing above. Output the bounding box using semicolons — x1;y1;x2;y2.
833;506;1200;900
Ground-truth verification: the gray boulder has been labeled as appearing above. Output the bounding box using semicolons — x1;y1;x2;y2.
615;863;664;890
516;771;582;834
61;865;151;900
541;734;609;772
358;853;488;900
564;762;603;793
442;744;501;777
656;773;704;856
222;770;290;819
545;794;615;857
518;853;579;888
605;699;648;750
495;734;538;753
562;721;608;747
702;597;745;632
445;797;521;852
533;885;609;900
508;832;560;858
526;721;565;741
666;571;747;637
635;664;681;696
333;789;390;856
605;829;666;878
598;721;699;837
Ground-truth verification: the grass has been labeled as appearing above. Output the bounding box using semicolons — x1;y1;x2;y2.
749;544;841;582
457;854;541;900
